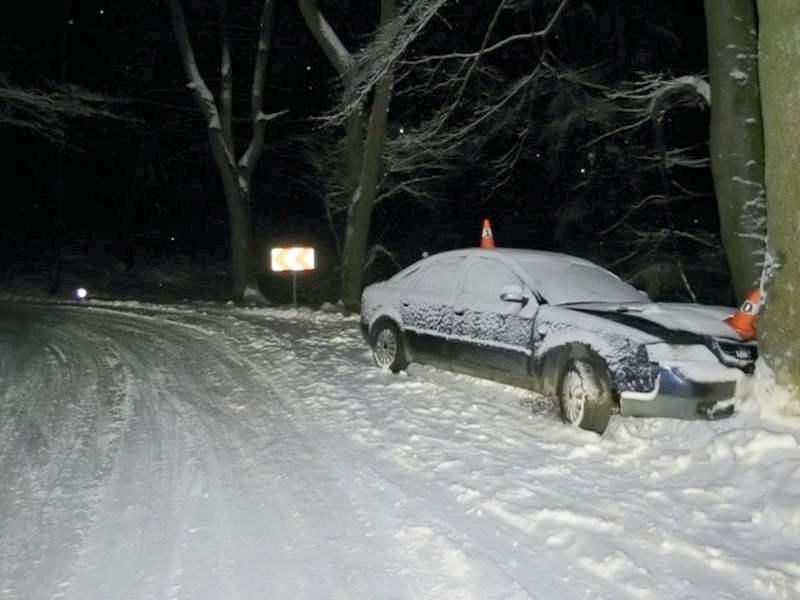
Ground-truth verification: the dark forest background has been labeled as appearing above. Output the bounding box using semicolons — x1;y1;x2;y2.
1;1;725;305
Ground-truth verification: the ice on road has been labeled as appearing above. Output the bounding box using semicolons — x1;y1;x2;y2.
1;300;799;599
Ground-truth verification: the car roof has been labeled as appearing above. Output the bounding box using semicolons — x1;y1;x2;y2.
423;247;597;269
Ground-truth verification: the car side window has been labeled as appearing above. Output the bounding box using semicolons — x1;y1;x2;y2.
406;257;464;297
459;259;520;303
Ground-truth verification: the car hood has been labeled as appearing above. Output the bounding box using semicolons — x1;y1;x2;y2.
564;301;747;342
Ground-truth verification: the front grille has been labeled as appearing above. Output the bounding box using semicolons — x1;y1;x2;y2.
711;338;758;372
717;340;758;361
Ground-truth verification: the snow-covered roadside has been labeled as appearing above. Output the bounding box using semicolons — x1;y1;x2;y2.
1;298;799;599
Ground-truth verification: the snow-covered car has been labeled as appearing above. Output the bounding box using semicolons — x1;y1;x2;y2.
359;248;757;434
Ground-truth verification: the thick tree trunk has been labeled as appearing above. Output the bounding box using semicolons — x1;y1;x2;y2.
225;185;250;301
756;0;800;397
215;150;251;300
339;0;396;313
704;0;766;300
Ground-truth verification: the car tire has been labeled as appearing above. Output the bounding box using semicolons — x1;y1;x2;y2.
371;321;408;373
558;357;613;434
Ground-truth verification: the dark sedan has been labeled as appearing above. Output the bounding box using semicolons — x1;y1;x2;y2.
359;248;757;434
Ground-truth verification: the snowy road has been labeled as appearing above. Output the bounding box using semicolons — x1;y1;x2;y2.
1;299;799;599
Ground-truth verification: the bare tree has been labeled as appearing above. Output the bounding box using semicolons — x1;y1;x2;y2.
581;73;726;299
164;0;285;301
299;0;406;313
380;0;571;203
382;0;721;297
304;0;721;306
301;0;571;310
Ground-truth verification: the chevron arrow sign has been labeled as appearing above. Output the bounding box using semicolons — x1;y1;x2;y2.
270;247;315;272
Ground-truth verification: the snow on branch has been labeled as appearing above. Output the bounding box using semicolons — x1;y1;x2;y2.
304;1;445;126
256;109;289;123
400;0;570;69
356;1;572;207
361;1;450;80
607;73;710;110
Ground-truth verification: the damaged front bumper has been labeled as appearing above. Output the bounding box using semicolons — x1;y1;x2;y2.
619;363;755;421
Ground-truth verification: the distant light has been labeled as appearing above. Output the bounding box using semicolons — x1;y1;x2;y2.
399;126;405;134
306;65;311;71
99;9;105;15
75;287;88;300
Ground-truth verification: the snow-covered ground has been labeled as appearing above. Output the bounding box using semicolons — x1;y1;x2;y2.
1;297;799;599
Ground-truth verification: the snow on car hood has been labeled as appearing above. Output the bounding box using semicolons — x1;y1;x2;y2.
565;301;744;341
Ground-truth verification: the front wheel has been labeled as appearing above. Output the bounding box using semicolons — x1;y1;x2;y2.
371;322;408;373
558;357;613;434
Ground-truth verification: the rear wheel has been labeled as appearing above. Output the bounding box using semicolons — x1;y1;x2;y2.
558;357;613;434
371;322;408;373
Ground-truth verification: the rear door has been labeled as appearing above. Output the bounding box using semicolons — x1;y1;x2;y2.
399;256;465;362
450;256;538;377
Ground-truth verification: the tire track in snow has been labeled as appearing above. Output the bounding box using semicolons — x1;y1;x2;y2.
59;307;266;599
54;304;423;599
0;306;130;600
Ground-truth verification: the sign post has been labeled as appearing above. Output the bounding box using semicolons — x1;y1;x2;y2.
270;247;315;306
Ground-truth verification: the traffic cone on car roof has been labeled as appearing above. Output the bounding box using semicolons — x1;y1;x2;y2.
480;218;495;248
724;287;760;340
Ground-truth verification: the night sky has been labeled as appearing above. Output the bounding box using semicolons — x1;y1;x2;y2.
2;1;718;300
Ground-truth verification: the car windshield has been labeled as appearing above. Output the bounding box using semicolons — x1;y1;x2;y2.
516;257;648;306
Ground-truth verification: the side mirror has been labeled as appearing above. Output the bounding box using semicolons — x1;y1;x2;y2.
500;283;529;305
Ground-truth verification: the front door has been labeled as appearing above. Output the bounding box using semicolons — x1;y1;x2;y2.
451;256;537;377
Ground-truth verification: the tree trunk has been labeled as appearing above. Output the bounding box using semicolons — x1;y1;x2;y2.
297;0;365;237
166;0;276;301
339;0;396;313
217;161;251;301
756;0;800;397
299;0;395;312
704;0;766;301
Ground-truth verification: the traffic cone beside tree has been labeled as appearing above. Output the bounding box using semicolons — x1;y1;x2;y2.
725;287;761;339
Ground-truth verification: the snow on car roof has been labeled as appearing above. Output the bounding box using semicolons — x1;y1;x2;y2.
416;248;647;306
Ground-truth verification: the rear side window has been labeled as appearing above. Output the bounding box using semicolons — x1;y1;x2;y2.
407;257;464;297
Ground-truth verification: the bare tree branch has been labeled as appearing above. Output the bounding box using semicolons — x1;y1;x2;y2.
0;77;131;147
239;0;277;179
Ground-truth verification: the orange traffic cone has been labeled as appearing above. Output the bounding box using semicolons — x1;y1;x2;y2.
725;287;760;339
480;218;495;248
